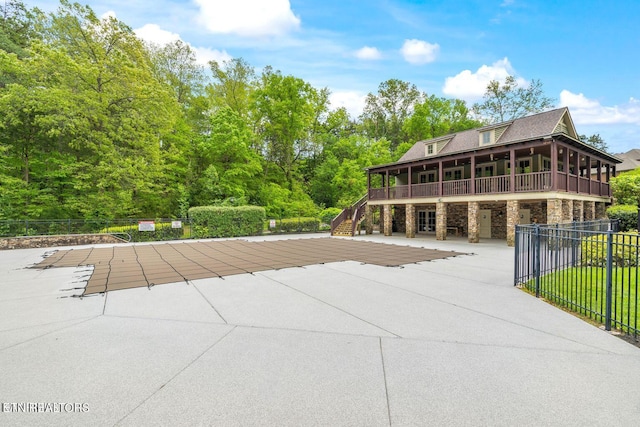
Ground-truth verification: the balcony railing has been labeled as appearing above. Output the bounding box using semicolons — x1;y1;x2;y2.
368;171;611;201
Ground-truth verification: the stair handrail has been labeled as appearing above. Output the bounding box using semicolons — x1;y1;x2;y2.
350;195;368;236
330;194;368;236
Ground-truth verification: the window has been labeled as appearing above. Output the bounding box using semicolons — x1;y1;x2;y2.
480;131;493;145
444;167;463;181
517;158;531;173
427;144;434;155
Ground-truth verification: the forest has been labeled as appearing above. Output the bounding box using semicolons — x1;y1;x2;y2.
1;1;566;221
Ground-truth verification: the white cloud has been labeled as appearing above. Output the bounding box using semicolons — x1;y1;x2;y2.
194;0;300;37
559;90;640;125
134;24;232;66
329;91;367;118
355;46;382;60
100;10;117;20
442;57;526;102
192;47;233;66
135;24;181;45
400;39;439;64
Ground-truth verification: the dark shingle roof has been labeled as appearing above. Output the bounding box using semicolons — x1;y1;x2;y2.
398;108;568;162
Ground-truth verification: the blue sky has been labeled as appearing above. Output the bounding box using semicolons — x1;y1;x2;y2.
29;0;640;153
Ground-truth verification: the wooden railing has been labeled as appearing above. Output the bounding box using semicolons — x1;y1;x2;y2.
475;175;510;194
331;194;368;236
368;171;612;201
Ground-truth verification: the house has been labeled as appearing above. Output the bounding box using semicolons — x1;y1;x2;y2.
332;107;621;246
612;149;640;175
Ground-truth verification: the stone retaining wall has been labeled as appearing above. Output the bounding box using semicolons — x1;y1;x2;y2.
0;234;125;250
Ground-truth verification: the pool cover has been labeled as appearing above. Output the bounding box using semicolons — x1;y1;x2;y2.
33;238;465;295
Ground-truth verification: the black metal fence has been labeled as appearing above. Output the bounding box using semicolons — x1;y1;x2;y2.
515;219;639;339
0;218;193;242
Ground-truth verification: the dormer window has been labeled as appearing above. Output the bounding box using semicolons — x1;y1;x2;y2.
480;130;493;146
427;143;435;155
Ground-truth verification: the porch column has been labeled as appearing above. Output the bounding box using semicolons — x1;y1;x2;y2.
385;171;390;200
551;139;558;190
586;155;592;194
563;145;570;190
506;200;519;247
470;154;476;194
547;199;563;224
365;204;373;234
436;202;447;240
509;148;516;192
383;204;393;236
573;201;584;222
438;161;443;196
562;199;574;222
408;166;412;199
584;201;595;220
595;202;606;220
468;201;480;243
406;204;415;238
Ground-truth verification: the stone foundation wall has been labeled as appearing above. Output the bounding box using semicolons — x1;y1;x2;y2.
447;204;468;235
520;201;547;224
0;234;125;250
479;202;508;239
394;205;406;233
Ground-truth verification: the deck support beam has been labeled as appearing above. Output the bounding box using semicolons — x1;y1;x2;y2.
506;200;519;247
468;202;480;243
405;204;415;238
436;202;447;241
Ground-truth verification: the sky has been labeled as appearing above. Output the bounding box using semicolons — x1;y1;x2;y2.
27;0;640;153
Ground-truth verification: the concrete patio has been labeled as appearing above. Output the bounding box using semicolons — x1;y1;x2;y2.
1;233;639;426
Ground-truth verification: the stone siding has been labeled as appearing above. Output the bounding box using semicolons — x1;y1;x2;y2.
506;200;519;246
394;205;406;233
0;234;125;250
468;202;480;243
436;202;447;240
405;204;415;238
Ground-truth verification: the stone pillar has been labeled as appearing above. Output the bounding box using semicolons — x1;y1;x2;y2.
436;202;447;241
405;204;415;238
394;205;406;234
547;199;563;224
383;205;393;236
506;200;519;247
562;199;574;222
468;201;480;243
595;202;606;219
365;204;373;234
584;201;595;221
573;200;584;222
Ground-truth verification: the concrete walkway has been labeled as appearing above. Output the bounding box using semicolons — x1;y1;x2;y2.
1;233;639;426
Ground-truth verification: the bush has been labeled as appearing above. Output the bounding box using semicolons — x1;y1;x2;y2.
100;222;184;242
319;208;342;225
607;204;638;232
581;231;639;267
189;206;265;238
266;217;320;233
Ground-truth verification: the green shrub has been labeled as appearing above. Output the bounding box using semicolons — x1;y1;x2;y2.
319;208;342;225
581;232;639;267
607;204;638;232
267;217;320;233
100;222;184;242
189;206;265;238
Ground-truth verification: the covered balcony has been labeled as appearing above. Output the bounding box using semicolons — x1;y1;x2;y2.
367;139;614;202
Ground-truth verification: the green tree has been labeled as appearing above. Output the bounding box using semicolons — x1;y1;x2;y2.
610;169;640;205
473;76;555;123
579;133;609;153
208;57;256;119
359;79;422;152
404;95;482;143
252;68;328;188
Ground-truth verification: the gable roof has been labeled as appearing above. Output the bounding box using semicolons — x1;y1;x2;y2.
398;108;569;163
614;148;640;172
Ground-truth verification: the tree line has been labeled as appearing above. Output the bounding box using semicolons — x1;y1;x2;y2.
0;1;601;220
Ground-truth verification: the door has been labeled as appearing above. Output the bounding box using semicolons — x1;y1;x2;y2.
418;210;436;232
418;211;427;232
519;209;531;225
479;209;491;238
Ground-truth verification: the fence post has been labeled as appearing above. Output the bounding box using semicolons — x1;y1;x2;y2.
534;224;541;298
514;225;519;286
605;230;614;331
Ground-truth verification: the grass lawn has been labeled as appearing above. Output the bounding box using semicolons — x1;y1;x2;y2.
527;267;639;334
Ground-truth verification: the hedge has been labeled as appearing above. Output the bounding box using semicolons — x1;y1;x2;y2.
189;206;265;238
607;204;638;232
100;222;185;242
581;232;639;267
266;217;320;233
